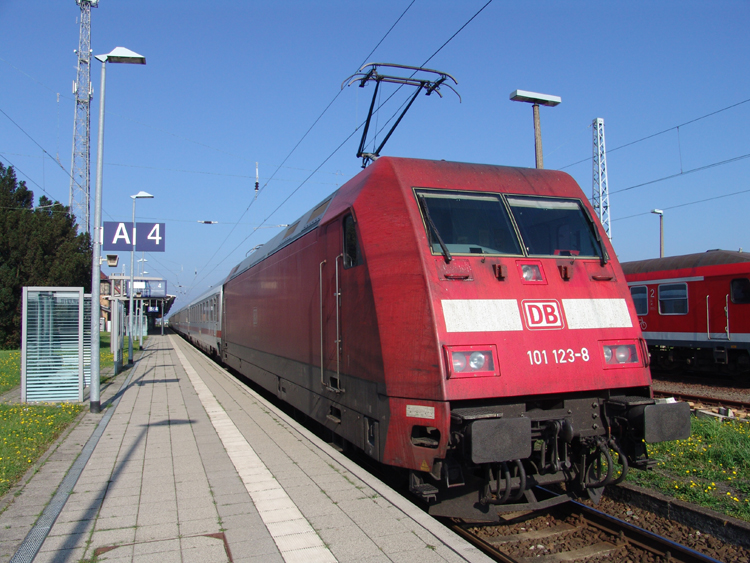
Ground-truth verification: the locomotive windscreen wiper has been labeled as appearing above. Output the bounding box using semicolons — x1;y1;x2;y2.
582;204;609;266
418;195;452;263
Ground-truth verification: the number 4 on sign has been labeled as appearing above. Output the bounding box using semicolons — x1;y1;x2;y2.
135;222;166;252
148;224;162;245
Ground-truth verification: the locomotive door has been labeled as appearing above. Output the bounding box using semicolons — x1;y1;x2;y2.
320;218;344;391
706;290;730;341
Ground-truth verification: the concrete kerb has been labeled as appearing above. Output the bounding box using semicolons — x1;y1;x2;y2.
8;347;150;563
0;364;125;517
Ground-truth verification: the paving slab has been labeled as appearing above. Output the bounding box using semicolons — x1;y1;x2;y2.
2;334;492;563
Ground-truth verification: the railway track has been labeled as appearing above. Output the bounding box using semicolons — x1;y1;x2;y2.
446;500;724;563
653;390;750;414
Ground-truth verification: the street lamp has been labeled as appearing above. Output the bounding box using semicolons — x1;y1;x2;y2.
510;90;561;169
89;46;146;414
129;191;153;365
651;209;664;258
138;263;148;350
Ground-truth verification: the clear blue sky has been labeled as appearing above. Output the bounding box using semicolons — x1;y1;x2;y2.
2;0;749;308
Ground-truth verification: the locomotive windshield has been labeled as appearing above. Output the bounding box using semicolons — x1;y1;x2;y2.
416;191;522;256
506;196;604;259
415;190;605;260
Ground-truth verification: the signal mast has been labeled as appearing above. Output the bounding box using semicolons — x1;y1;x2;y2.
592;117;611;240
69;0;99;233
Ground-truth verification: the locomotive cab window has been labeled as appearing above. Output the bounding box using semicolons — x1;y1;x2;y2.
658;283;688;315
415;190;522;256
630;286;648;315
731;278;750;304
343;215;363;269
506;196;604;259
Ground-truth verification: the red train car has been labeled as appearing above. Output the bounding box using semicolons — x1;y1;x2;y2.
177;157;689;521
622;250;750;374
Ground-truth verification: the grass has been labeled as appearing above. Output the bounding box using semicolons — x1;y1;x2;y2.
0;402;83;496
626;416;750;522
99;333;114;370
0;333;143;498
0;351;21;395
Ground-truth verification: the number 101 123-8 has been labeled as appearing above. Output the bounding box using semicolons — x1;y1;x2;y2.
527;348;589;365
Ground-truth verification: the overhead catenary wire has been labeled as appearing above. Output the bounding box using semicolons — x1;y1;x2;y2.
360;0;494;154
184;1;495;301
614;187;750;222
0;107;84;193
0;153;58;201
557;96;750;171
183;0;419;299
610;152;750;196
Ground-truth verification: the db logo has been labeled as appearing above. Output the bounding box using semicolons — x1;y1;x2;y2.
522;300;565;330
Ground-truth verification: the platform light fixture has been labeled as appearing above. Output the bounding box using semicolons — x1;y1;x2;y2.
510;90;561;169
651;209;664;258
128;191;154;366
89;46;146;414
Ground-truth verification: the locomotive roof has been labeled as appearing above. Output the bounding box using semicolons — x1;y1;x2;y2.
621;249;750;275
224;156;582;284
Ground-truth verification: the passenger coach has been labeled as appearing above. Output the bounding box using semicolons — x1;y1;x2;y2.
623;249;750;374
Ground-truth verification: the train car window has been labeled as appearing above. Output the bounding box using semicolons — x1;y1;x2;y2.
506;196;603;259
415;190;522;256
731;278;750;304
658;283;688;315
630;286;648;315
343;215;363;268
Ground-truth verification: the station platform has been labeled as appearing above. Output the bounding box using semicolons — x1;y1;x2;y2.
1;335;491;563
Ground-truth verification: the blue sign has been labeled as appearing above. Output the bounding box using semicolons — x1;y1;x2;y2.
125;280;168;298
103;222;166;252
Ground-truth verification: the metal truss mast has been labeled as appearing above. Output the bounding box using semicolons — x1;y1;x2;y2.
69;0;99;233
592;117;611;240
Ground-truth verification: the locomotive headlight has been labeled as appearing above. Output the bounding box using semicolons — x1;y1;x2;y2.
521;264;542;281
615;345;632;363
452;352;467;372
469;351;486;370
446;347;498;377
602;343;638;365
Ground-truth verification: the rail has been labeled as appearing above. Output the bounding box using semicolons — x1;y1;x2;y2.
445;498;725;563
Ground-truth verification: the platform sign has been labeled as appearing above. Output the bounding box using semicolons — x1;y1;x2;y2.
136;222;166;252
103;222;166;252
124;280;167;298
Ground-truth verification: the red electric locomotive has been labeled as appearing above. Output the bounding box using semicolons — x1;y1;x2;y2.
622;249;750;375
175;157;690;521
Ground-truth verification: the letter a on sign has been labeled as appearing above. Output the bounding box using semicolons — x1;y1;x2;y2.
103;222;135;251
113;223;131;245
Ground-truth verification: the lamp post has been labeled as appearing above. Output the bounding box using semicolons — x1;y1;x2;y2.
510;90;561;169
139;267;148;350
137;256;147;345
651;209;664;258
89;46;146;414
128;191;153;364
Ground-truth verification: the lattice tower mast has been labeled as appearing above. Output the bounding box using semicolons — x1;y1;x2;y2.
68;0;99;234
592;117;611;240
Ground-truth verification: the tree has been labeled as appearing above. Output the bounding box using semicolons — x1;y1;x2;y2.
0;163;92;348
